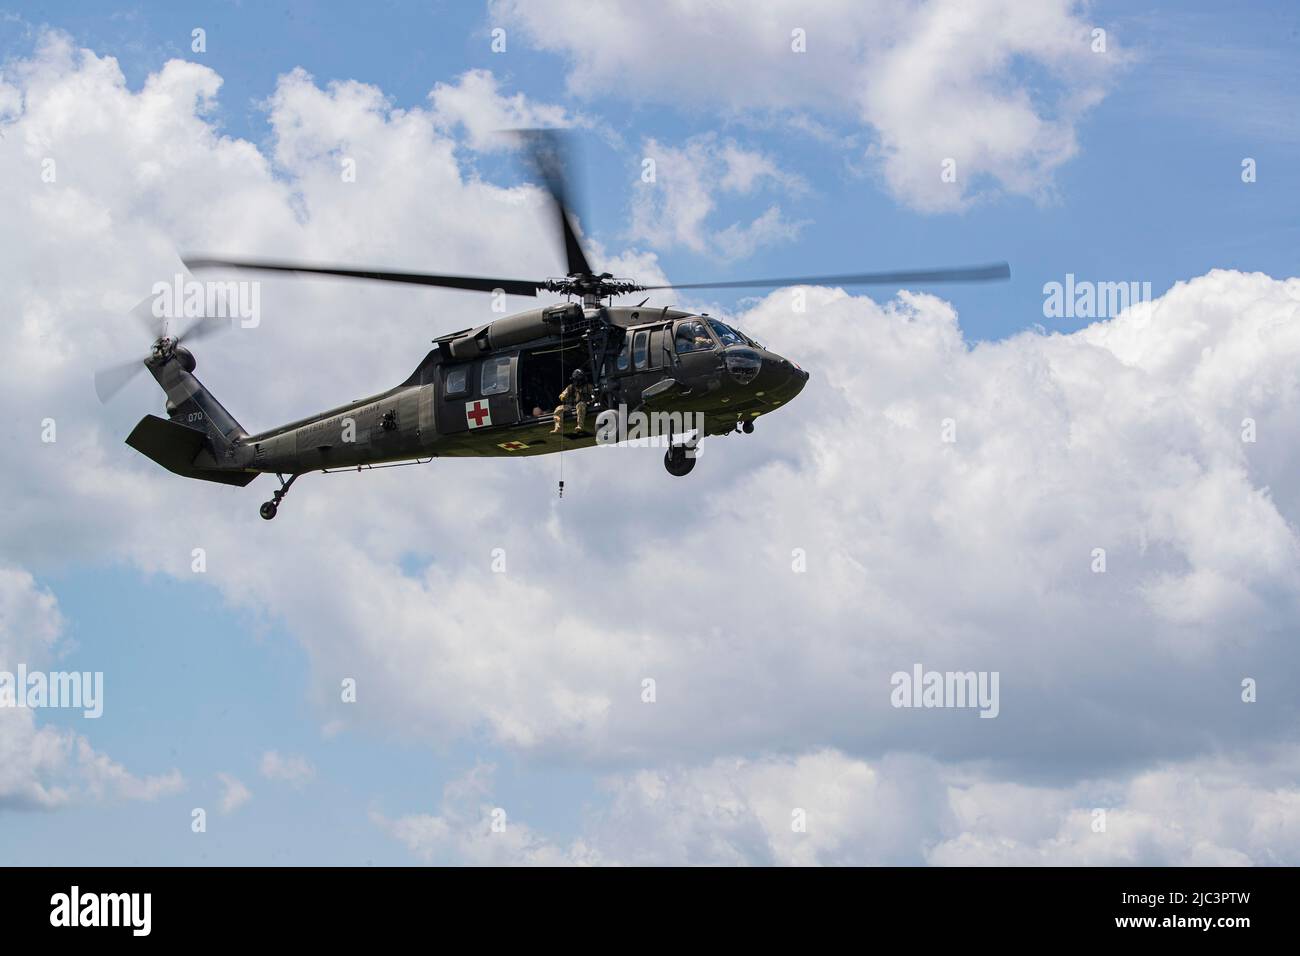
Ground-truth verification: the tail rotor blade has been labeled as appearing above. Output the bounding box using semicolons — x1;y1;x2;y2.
128;294;164;340
94;358;145;404
176;314;234;345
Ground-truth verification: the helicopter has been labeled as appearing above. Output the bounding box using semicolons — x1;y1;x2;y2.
96;131;1010;520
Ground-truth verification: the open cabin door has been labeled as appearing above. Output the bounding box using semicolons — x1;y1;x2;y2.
517;339;589;424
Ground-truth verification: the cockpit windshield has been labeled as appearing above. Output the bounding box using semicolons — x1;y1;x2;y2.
707;318;757;348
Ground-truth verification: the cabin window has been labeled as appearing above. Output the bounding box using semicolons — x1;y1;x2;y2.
633;330;650;369
444;365;469;397
649;328;666;368
616;340;630;372
480;356;511;396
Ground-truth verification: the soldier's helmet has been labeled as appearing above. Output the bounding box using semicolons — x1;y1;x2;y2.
571;368;587;383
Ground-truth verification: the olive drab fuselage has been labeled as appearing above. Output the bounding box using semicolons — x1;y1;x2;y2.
189;303;808;477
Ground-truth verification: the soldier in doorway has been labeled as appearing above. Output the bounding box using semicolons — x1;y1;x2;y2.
552;368;594;434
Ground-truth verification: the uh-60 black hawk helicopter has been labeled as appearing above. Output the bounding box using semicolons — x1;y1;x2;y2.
96;131;1009;519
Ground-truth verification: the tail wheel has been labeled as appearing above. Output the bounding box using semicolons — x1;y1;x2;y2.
259;502;278;520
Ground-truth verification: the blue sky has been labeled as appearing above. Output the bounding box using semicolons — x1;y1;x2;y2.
3;1;1300;865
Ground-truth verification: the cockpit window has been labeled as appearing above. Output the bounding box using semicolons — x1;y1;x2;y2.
674;320;715;353
707;318;746;347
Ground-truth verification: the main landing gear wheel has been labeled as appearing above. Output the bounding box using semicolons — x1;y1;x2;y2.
742;419;755;434
664;445;697;477
259;473;300;520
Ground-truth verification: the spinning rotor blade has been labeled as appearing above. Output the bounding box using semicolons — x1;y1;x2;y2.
184;131;596;296
509;129;593;278
176;314;235;345
183;257;542;297
95;293;235;405
128;294;163;338
639;262;1012;291
96;296;159;404
94;357;145;404
184;134;1010;306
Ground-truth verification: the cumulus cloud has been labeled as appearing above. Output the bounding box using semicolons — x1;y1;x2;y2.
378;748;1300;865
373;764;599;865
586;748;1300;866
631;134;808;259
931;748;1300;866
429;68;586;152
2;31;1297;864
491;0;1122;210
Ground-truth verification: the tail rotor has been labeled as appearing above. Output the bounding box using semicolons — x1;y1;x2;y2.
95;295;232;404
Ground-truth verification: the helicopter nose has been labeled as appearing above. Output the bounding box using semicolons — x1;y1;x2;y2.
767;353;808;393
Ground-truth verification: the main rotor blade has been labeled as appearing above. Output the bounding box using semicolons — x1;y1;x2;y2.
639;262;1012;292
183;257;541;297
94;358;145;404
510;129;593;278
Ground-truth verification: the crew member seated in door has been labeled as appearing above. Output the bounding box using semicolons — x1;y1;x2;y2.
552;368;594;434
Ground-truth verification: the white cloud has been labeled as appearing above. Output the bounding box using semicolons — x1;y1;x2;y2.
378;748;1300;865
930;747;1300;865
491;0;1122;211
640;746;1300;865
0;567;63;661
76;739;185;804
632;134;807;259
0;711;184;810
0;77;21;121
429;68;586;152
216;773;252;814
373;764;599;865
259;750;315;786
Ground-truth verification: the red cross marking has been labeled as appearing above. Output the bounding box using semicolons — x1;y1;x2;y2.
466;400;491;427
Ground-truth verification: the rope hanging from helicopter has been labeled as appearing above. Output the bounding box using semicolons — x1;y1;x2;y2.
557;307;565;498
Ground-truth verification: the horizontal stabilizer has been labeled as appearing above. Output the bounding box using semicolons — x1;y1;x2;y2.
126;415;258;487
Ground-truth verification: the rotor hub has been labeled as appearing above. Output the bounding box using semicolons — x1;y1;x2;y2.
543;273;644;302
